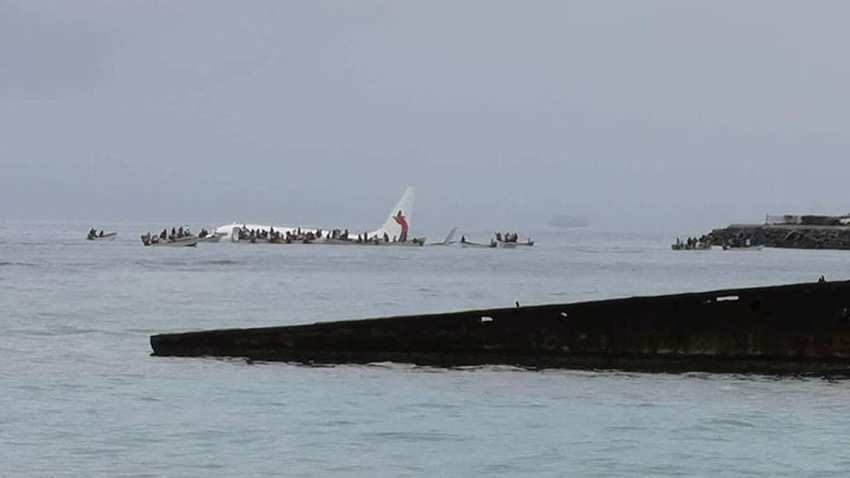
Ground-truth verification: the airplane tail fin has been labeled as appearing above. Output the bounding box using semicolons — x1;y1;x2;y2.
443;226;458;244
373;186;415;241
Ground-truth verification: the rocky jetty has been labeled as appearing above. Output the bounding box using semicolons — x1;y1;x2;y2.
152;280;850;375
709;224;850;250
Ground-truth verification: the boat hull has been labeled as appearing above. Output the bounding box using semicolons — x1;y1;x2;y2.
461;241;496;248
87;232;117;241
144;237;199;247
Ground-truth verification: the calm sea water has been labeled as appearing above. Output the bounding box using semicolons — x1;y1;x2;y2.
3;220;850;477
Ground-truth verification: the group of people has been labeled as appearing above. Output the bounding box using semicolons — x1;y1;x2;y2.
235;225;414;245
140;226;196;246
458;232;532;247
353;232;415;245
87;228;106;239
237;226;330;244
496;232;521;243
672;236;712;250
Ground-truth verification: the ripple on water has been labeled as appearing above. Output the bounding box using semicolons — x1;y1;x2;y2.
361;430;468;443
0;261;38;267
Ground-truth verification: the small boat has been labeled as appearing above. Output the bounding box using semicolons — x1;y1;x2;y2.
87;232;117;241
141;235;199;247
497;239;534;248
671;237;712;250
320;238;355;245
722;245;764;251
494;232;533;248
671;243;712;251
387;238;426;247
460;238;497;248
721;239;763;251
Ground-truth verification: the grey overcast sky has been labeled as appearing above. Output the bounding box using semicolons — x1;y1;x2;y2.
2;1;849;233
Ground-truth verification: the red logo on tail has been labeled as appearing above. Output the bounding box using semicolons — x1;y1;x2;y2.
393;211;409;241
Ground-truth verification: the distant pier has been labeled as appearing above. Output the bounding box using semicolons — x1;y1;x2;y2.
152;281;850;375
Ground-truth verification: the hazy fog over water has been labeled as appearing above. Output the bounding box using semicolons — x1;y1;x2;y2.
2;1;849;233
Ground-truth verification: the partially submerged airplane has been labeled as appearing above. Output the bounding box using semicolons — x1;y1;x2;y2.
215;186;423;245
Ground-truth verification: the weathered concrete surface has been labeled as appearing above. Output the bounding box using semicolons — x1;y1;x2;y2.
151;281;850;375
709;224;850;250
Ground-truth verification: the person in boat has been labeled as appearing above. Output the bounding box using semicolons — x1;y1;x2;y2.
98;230;104;237
461;235;466;243
496;232;503;242
383;232;389;243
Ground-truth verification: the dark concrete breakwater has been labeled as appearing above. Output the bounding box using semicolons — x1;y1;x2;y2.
151;281;850;375
709;224;850;250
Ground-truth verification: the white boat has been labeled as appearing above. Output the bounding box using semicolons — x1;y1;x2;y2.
87;232;117;241
153;237;198;247
721;239;763;251
141;235;199;247
722;245;764;251
671;243;712;251
460;238;497;248
497;239;534;248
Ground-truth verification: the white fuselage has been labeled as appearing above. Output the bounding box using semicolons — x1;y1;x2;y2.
215;186;416;245
215;224;373;242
